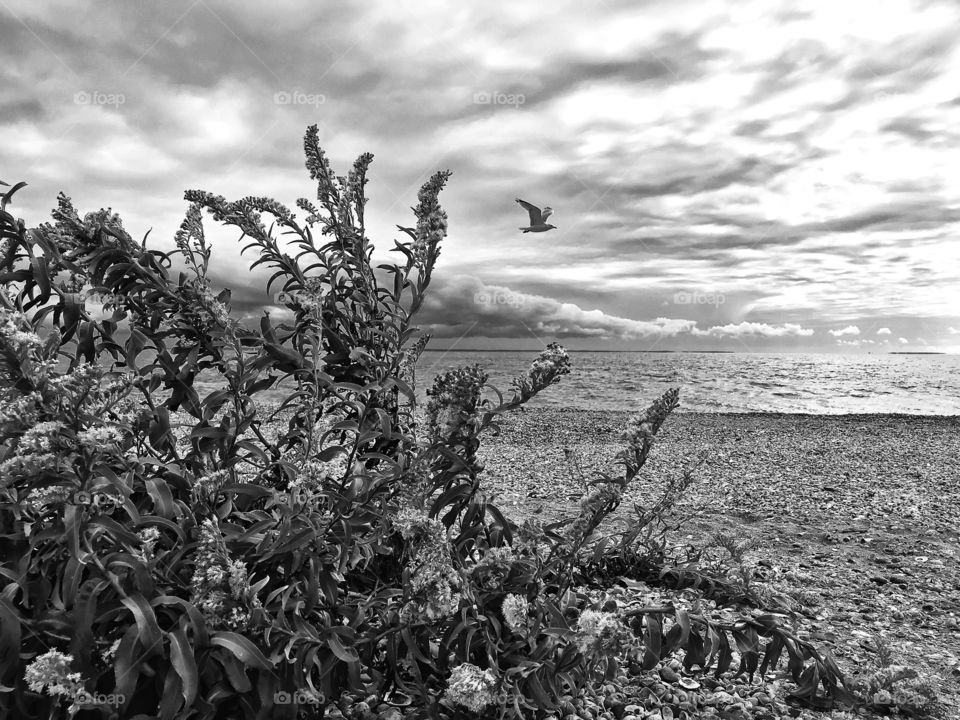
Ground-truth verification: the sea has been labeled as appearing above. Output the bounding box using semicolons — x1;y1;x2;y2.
411;351;960;415
189;351;960;415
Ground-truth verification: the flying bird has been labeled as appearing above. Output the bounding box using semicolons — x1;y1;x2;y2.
516;198;556;233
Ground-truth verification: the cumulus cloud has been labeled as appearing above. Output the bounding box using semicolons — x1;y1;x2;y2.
876;327;891;335
949;327;959;335
420;275;697;341
898;337;909;344
691;322;815;338
829;325;861;337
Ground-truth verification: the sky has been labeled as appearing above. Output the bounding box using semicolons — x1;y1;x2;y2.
2;0;958;352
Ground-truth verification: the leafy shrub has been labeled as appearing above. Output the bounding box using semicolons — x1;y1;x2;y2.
1;131;858;720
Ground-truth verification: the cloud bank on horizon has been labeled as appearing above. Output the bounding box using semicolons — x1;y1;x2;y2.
2;0;958;352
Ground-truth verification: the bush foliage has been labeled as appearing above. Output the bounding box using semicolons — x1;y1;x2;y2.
0;130;860;720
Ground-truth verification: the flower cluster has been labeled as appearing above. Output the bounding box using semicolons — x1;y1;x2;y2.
395;509;462;622
443;662;499;713
424;364;488;443
0;308;57;393
618;387;680;478
20;485;72;515
299;276;329;312
24;650;85;714
501;594;532;634
0;308;43;350
468;546;515;591
196;283;232;328
1;356;141;487
15;421;65;453
134;527;161;563
174;203;208;263
574;609;631;655
77;425;124;450
569;482;623;543
399;333;430;385
190;518;260;631
81;208;127;243
191;469;231;505
510;343;571;404
346;152;374;216
411;170;452;270
304;125;339;201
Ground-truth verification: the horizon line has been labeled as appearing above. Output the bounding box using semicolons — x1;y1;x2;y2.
421;349;953;354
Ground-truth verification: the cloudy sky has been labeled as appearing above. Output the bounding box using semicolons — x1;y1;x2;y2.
2;0;958;352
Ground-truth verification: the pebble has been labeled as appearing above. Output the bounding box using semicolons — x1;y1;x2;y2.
658;665;679;683
711;691;735;704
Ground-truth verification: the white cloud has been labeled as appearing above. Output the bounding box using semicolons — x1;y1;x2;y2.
829;325;861;337
876;327;891;335
898;337;909;344
949;327;959;335
692;321;815;338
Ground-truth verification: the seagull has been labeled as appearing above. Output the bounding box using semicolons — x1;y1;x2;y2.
516;198;556;233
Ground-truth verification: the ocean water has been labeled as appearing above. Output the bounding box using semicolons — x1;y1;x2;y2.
188;351;960;415
410;351;960;415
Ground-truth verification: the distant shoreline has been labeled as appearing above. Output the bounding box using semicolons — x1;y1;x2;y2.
420;349;952;354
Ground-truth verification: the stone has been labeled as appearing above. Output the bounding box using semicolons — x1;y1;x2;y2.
659;665;679;682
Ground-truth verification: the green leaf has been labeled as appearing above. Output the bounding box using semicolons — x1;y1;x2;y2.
168;627;199;706
159;664;183;720
714;633;732;678
0;598;21;682
683;627;706;671
641;614;662;670
145;477;176;518
210;631;273;670
121;594;163;656
326;632;359;663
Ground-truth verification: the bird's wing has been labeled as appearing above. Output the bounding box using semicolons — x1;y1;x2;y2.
515;198;542;225
540;206;553;222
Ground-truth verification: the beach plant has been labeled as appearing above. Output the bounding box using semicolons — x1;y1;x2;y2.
846;635;942;718
1;129;858;720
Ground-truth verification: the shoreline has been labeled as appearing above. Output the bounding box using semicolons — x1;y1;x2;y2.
508;406;960;419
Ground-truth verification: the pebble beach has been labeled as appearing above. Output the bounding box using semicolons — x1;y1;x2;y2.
476;408;960;719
